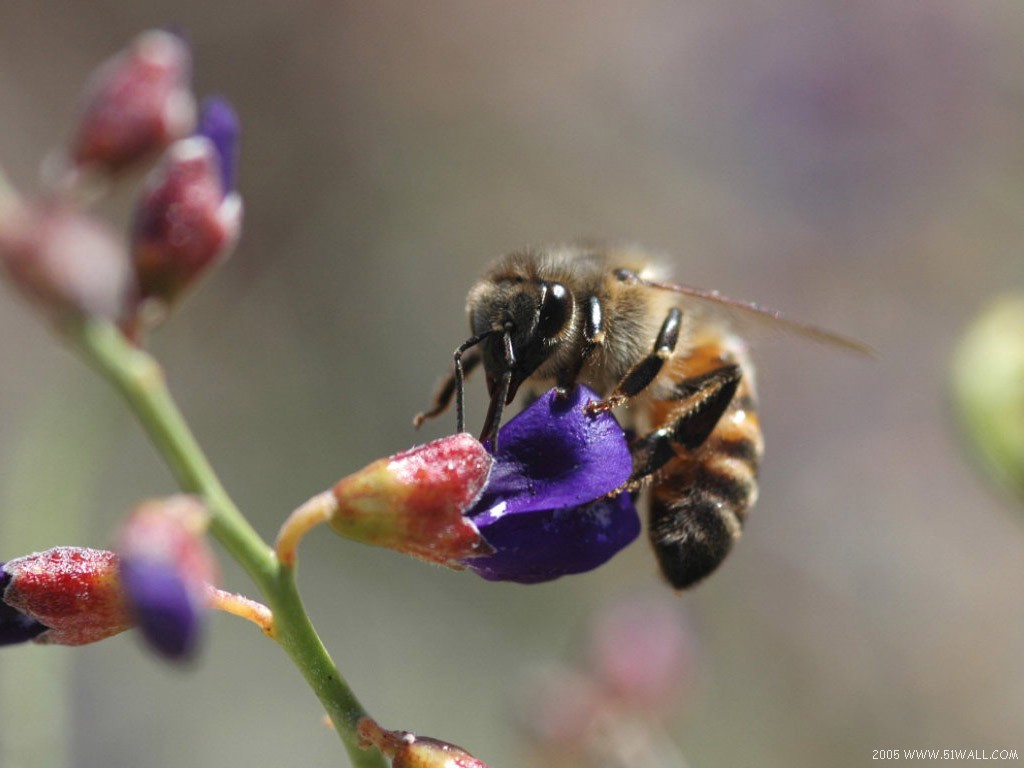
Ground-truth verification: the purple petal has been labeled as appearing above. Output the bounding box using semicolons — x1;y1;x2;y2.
120;558;202;660
463;386;641;583
196;96;240;193
466;494;640;583
0;567;47;645
471;386;633;520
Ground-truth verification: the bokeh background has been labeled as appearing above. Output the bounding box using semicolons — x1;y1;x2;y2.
1;2;1022;766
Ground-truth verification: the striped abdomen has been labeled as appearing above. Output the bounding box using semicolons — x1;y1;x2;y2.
643;335;764;589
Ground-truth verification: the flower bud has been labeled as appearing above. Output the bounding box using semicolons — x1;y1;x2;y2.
0;201;132;323
392;736;492;768
357;718;491;768
585;593;697;714
1;547;131;646
329;433;494;567
514;663;604;747
130;98;242;314
0;199;134;323
116;496;216;660
70;30;195;174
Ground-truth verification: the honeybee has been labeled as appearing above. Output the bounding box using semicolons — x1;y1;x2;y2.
415;243;867;589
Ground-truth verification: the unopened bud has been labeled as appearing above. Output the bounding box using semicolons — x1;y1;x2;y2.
1;547;131;647
130;99;242;315
358;718;492;768
70;30;195;174
585;593;697;714
116;496;216;660
392;737;492;768
0;201;132;322
514;664;604;747
329;433;494;567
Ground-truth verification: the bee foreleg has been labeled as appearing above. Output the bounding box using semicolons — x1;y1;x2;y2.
556;295;604;396
413;347;482;429
586;307;682;414
627;364;741;483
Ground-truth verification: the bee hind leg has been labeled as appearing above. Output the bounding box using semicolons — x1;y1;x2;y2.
627;364;741;484
628;364;745;589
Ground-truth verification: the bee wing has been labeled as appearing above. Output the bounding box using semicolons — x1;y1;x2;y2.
637;276;874;356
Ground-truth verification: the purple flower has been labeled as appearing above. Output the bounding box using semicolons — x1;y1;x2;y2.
462;386;640;583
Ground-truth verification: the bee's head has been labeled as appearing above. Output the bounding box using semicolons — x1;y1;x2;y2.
465;277;574;443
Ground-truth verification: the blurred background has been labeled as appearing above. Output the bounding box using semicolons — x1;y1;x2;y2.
1;1;1022;766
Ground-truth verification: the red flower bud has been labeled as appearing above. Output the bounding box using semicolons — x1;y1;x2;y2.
130;134;242;313
329;433;494;567
0;201;132;322
70;30;195;174
1;547;131;646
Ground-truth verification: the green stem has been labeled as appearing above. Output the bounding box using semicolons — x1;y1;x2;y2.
68;318;386;768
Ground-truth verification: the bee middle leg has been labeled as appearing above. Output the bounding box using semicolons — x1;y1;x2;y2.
627;364;741;484
586;306;683;415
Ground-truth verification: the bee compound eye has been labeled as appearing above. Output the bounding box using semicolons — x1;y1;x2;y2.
537;282;570;339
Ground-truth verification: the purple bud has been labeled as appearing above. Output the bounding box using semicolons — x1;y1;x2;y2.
116;496;216;661
118;558;201;659
462;386;640;583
